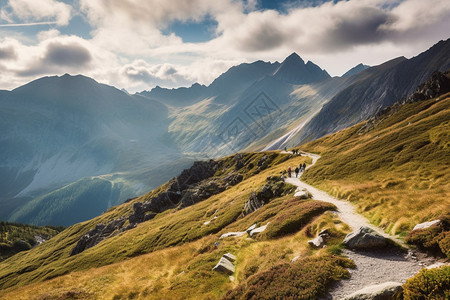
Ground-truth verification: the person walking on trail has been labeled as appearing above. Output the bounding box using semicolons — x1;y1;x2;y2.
302;162;306;172
287;166;292;178
280;171;285;182
294;167;299;178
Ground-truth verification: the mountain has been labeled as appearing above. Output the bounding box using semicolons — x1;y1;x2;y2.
273;52;331;84
0;85;448;298
290;38;450;144
342;63;370;77
0;74;193;225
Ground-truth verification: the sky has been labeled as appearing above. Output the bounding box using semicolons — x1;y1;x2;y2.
0;0;449;93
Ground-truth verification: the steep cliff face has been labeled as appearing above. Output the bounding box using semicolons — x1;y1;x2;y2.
295;38;450;143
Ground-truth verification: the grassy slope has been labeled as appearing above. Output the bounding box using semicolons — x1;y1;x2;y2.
1;152;341;297
0;222;63;261
301;94;450;235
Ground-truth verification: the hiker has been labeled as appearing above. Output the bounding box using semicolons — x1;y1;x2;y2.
294;167;299;178
287;166;292;178
280;172;285;182
302;162;306;172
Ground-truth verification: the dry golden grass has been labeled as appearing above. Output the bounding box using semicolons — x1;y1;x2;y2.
301;95;450;235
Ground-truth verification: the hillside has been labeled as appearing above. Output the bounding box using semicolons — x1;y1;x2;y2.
301;91;450;235
0;222;63;261
0;89;449;298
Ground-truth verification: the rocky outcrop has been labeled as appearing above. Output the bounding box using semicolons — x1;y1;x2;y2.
342;282;403;300
71;159;245;256
405;70;450;103
343;227;387;250
220;232;246;239
71;218;127;256
213;254;236;275
243;178;288;216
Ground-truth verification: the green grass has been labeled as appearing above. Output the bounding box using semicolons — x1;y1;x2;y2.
0;221;63;261
0;152;311;291
301;94;450;235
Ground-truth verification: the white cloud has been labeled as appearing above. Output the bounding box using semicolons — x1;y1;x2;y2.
3;0;72;26
0;0;449;92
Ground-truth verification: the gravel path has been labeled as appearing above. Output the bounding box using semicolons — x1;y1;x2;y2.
283;151;440;299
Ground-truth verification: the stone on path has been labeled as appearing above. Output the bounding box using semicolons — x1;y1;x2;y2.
212;257;235;275
342;281;403;300
412;219;441;231
343;226;387;249
249;222;270;237
220;231;246;239
294;187;309;199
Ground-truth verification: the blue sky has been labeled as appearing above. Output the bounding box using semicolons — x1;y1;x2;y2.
0;0;449;92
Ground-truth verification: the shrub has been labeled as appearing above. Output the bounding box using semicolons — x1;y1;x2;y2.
403;266;450;299
223;254;354;300
264;199;336;239
406;216;450;258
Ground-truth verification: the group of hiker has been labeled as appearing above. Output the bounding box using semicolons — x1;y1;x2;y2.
284;147;301;155
281;162;307;181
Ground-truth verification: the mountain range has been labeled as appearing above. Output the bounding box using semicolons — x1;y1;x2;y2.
1;38;450;226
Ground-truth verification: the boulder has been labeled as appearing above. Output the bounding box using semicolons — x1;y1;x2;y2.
220;232;246;239
243;192;264;216
249;222;270;237
308;235;325;248
246;224;257;234
412;219;441;231
343;227;387;249
223;253;236;262
294;187;309;199
342;282;403;300
212;257;235;275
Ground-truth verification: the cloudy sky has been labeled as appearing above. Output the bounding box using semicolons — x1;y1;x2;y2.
0;0;449;93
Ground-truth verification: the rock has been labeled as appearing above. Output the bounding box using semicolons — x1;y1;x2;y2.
243;192;264;216
246;224;257;234
220;232;246;239
318;228;331;237
249;222;270;237
342;281;403;300
343;227;387;249
308;235;325;248
426;262;447;269
294;191;309;199
412;219;441;231
203;216;217;226
291;255;300;263
212;257;235;275
224;173;243;185
223;253;236;262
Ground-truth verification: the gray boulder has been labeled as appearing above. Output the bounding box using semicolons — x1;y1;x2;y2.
212;257;235;275
342;282;403;300
223;253;236;262
249;222;270;237
343;227;387;249
220;231;246;239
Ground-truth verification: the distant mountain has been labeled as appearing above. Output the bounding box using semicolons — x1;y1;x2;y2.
0;74;192;225
342;63;370;77
291;38;450;144
273;53;330;84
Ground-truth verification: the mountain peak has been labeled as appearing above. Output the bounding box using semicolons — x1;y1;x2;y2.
284;52;304;64
273;53;330;84
342;63;370;77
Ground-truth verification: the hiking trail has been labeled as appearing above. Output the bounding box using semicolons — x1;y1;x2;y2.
281;151;440;299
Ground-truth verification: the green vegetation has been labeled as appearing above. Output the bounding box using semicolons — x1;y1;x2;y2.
223;254;354;300
0;221;63;261
0;152;313;291
301;94;450;235
403;266;450;299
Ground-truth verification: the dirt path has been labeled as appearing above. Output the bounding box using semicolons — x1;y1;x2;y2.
282;151;439;299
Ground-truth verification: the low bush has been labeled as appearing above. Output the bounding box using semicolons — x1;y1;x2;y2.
264;199;336;239
222;254;354;300
406;216;450;258
403;266;450;299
